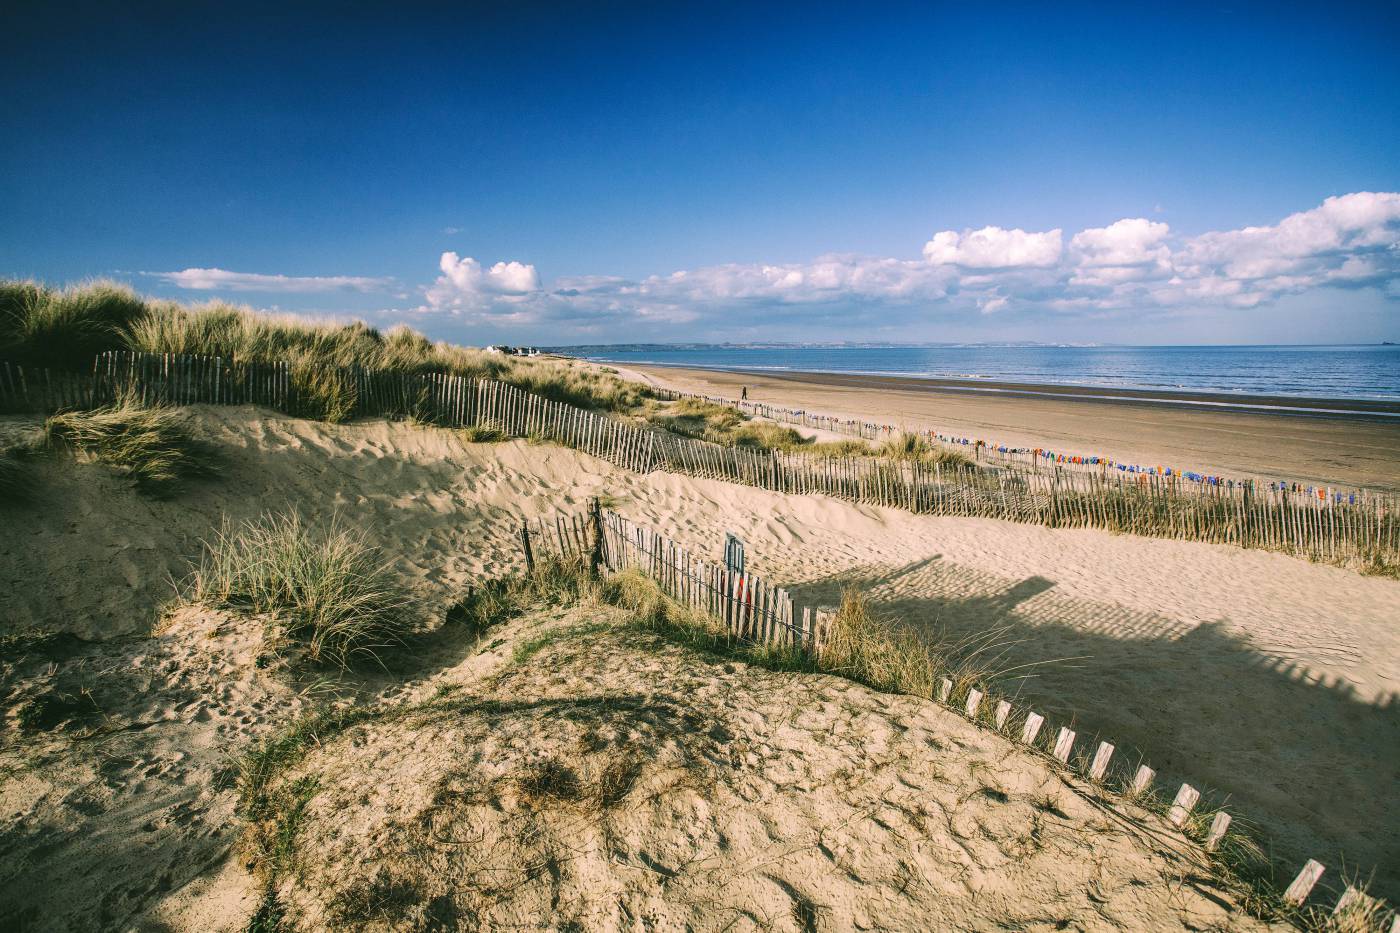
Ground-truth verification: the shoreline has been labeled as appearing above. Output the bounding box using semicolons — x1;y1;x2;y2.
588;360;1400;493
584;359;1400;419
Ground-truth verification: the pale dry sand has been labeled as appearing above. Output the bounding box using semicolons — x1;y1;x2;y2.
608;362;1400;492
264;603;1277;931
1;406;1396;928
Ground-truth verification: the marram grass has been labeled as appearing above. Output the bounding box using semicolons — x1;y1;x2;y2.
44;398;218;495
177;511;417;667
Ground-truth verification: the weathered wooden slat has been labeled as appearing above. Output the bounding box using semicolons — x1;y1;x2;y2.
1168;784;1200;828
1283;859;1325;906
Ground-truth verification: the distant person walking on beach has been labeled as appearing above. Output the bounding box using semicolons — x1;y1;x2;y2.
741;386;748;400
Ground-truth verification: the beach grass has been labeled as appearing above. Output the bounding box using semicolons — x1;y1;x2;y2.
1;279;148;371
44;398;218;495
176;511;418;667
3;278;653;415
643;397;879;457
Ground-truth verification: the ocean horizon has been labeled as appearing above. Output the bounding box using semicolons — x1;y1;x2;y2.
561;343;1400;403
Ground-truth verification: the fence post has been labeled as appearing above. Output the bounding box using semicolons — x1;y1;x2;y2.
589;496;604;578
519;520;535;574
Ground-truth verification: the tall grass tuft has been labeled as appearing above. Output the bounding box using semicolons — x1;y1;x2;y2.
179;511;417;666
448;557;596;631
1;279;148;370
819;587;944;697
289;363;358;423
44;398;218;495
876;432;977;471
120;294;653;412
1;278;653;415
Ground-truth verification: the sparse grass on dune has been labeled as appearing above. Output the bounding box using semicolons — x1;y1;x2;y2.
597;569;1016;699
460;424;506;443
235;562;1364;931
44;398;218;495
643;397;883;457
177;511;418;667
448;556;597;632
122;295;652;412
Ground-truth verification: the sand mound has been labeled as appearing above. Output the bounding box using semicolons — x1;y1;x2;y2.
258;606;1276;931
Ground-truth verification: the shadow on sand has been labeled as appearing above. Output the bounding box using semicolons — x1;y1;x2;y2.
787;555;1400;903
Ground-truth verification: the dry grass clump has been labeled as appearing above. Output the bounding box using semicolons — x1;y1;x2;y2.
644;398;745;439
877;432;977;471
597;571;1014;697
448;557;597;633
820;587;942;697
1;279;147;371
644;398;824;452
289;363;358;423
178;511;417;667
460;424;506;443
44;399;218;495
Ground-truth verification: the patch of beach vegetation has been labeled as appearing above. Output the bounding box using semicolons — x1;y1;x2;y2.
174;510;419;667
2;278;653;415
44;398;219;495
643;397;874;457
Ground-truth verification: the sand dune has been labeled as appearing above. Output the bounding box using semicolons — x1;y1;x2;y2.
2;405;1396;925
267;604;1278;931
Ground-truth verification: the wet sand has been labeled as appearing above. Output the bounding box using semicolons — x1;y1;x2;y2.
609;363;1400;492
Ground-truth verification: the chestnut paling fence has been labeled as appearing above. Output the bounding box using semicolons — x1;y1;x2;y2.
524;502;1392;923
519;505;828;651
1;350;1397;573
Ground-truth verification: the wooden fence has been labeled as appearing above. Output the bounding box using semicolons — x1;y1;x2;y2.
2;350;1396;573
519;505;830;652
656;384;1389;497
522;504;1393;923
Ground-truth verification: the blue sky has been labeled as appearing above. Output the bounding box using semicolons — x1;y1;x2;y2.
3;1;1398;345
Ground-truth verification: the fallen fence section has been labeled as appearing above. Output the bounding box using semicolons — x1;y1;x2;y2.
522;503;1393;924
1;351;1395;573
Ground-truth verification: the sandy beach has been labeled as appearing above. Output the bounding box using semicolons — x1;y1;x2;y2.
605;362;1400;492
3;405;1397;919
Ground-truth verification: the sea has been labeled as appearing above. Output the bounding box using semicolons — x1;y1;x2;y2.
561;344;1400;407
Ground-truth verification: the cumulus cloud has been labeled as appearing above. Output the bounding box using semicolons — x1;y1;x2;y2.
400;193;1400;336
1176;192;1400;281
423;252;542;313
149;268;391;292
923;226;1063;268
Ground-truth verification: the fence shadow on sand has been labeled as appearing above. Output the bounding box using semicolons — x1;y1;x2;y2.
786;559;1400;904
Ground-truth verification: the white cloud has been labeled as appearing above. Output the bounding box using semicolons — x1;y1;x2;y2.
149;267;391;293
1068;218;1173;287
923;226;1063;268
399;193;1400;337
1071;218;1172;268
1177;192;1400;281
425;252;541;312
